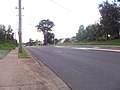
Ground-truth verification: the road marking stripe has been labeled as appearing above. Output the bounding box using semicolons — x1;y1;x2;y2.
54;50;62;53
55;46;120;53
92;48;120;52
73;47;91;50
73;47;120;52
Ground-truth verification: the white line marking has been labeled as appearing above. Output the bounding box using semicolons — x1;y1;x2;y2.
54;50;62;53
92;48;120;52
73;47;120;52
73;47;92;50
55;46;120;53
54;46;65;48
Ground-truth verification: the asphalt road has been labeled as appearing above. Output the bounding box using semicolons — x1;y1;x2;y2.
26;46;120;90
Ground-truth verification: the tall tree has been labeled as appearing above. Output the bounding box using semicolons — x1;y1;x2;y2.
76;23;105;42
6;25;14;42
47;33;55;44
36;19;55;45
0;24;17;46
76;25;85;41
99;1;120;39
0;24;6;43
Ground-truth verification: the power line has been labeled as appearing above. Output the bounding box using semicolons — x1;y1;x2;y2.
49;0;82;15
49;0;71;12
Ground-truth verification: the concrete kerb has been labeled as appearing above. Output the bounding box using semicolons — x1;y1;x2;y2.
24;48;44;66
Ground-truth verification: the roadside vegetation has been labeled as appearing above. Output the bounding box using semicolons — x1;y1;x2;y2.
36;19;55;45
0;24;17;59
56;1;120;46
0;50;10;59
76;1;120;43
0;43;16;50
0;24;17;50
18;48;30;58
0;43;15;59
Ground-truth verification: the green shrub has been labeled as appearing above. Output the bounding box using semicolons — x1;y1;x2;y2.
96;37;106;41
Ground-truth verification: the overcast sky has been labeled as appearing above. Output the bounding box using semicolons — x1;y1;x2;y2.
0;0;113;43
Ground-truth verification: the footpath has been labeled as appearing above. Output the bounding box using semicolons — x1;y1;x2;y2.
0;48;70;90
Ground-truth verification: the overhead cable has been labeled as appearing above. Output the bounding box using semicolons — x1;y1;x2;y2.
49;0;71;12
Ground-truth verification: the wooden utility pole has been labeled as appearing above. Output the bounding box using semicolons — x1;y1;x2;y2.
18;0;22;53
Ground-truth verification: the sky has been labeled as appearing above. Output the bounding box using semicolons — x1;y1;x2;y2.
0;0;113;43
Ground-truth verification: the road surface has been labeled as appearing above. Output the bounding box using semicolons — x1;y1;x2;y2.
26;46;120;90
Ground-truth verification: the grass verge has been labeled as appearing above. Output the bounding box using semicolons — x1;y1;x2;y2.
18;48;31;58
0;43;16;50
0;43;16;59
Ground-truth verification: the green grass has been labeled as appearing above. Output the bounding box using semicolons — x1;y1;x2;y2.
18;48;31;58
0;43;16;50
0;43;15;59
57;39;120;46
0;50;10;59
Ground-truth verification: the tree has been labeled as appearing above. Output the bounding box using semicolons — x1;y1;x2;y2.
6;25;14;43
36;19;55;45
0;24;17;46
99;1;120;40
47;32;55;44
76;23;105;42
76;25;85;41
0;24;6;43
54;38;58;44
29;38;34;46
